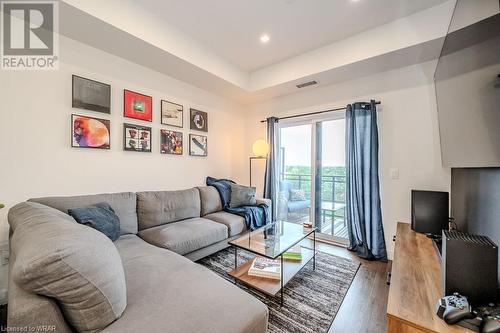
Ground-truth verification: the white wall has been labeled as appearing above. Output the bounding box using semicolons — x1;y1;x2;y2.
243;61;451;259
0;36;247;291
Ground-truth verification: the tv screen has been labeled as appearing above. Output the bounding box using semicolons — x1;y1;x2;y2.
411;190;449;236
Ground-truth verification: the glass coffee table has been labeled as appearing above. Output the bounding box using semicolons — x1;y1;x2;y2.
228;221;317;306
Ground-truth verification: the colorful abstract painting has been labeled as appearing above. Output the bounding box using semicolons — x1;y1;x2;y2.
124;89;152;122
160;129;183;155
72;114;110;149
189;134;207;156
124;123;152;152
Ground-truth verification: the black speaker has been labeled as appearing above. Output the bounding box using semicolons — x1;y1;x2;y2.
411;190;449;235
442;230;498;305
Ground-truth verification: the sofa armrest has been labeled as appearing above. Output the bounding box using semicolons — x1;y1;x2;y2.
256;198;271;207
256;198;272;222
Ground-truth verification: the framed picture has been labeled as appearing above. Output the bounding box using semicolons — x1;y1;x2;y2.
124;89;152;122
160;129;183;155
72;75;111;114
71;114;110;149
190;108;208;132
161;100;183;128
123;123;152;152
189;134;207;156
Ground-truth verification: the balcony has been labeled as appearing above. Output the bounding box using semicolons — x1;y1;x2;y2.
279;172;348;240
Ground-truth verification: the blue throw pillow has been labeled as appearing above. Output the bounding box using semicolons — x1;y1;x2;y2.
68;202;120;241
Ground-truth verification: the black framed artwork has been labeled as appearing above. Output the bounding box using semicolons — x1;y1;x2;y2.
190;108;208;132
160;129;183;155
71;114;110;149
123;123;152;152
161;100;183;128
189;134;207;156
72;75;111;114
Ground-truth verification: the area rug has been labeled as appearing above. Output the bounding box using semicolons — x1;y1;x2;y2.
197;248;360;333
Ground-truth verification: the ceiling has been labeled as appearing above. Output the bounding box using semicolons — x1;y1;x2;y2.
59;0;497;103
132;0;450;71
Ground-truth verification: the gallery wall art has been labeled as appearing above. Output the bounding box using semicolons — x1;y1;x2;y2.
124;89;152;122
124;123;152;152
72;114;110;149
161;100;183;128
70;74;216;157
189;134;207;156
72;75;111;114
160;129;183;155
190;108;208;132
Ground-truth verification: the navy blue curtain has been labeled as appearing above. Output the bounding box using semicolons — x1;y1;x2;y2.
263;117;279;221
345;100;387;261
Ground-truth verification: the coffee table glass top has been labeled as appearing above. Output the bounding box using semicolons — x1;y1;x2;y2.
229;221;316;259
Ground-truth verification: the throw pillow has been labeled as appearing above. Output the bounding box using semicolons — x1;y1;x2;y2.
69;202;120;241
289;189;306;201
230;184;257;208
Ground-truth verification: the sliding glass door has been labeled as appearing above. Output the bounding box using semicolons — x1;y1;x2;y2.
277;114;348;244
277;123;313;223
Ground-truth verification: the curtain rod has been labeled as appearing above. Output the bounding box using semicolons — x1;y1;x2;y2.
259;100;381;123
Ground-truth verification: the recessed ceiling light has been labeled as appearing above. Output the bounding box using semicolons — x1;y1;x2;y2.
260;34;270;43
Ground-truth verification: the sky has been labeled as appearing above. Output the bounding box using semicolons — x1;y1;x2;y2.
280;119;345;167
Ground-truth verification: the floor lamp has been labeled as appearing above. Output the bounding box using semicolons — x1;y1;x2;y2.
249;139;269;187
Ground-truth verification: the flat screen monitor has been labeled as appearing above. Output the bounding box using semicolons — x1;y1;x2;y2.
411;190;449;236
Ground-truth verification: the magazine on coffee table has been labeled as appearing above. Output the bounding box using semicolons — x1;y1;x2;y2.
248;257;281;280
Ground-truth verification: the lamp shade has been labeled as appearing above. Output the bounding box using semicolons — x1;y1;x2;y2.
252;139;269;157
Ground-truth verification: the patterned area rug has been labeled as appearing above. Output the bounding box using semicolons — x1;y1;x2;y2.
197;248;360;333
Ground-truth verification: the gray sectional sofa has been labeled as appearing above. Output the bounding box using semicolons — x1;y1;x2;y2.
7;186;270;333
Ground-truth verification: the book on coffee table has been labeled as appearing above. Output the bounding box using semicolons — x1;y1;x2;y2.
248;257;281;280
282;245;302;261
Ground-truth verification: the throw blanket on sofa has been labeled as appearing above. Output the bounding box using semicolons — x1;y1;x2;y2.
206;177;269;231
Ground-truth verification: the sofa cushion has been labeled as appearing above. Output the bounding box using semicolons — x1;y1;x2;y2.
9;202;127;333
138;218;228;255
204;211;247;237
29;192;138;235
104;235;268;333
137;189;201;230
198;186;222;216
287;200;310;212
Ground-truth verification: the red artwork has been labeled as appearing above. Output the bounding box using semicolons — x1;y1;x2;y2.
123;89;152;122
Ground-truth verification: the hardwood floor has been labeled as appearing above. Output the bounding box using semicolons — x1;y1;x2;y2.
303;239;391;333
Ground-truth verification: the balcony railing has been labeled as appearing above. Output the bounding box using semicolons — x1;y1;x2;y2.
281;172;347;238
282;173;346;203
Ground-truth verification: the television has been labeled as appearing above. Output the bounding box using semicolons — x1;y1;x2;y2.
411;190;449;236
